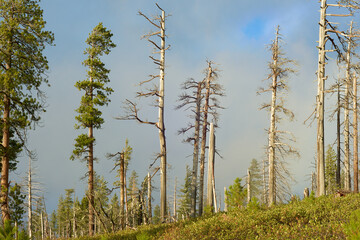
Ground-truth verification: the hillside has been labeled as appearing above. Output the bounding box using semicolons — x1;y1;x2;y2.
73;193;360;240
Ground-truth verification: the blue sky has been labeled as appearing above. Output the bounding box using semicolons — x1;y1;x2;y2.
10;0;353;214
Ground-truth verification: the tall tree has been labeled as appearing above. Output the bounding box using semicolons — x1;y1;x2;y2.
120;4;169;222
315;0;360;196
248;159;263;202
176;78;204;217
70;23;115;236
0;0;54;222
258;26;298;206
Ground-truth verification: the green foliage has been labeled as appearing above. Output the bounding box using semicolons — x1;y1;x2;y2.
325;145;337;194
177;165;192;219
71;22;115;161
248;159;263;200
8;183;26;225
0;220;29;240
344;209;360;239
152;205;161;224
225;177;247;210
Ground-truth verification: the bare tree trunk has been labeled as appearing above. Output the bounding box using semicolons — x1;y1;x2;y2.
158;8;167;224
224;187;227;212
191;82;202;218
316;0;327;197
206;123;215;210
73;191;77;238
247;169;251;204
337;82;341;188
199;62;213;215
120;153;125;229
268;27;279;206
344;23;353;191
147;172;152;224
41;211;44;240
353;72;358;193
28;157;32;239
173;178;177;222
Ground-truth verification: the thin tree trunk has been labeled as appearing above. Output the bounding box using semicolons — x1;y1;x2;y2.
224;187;227;212
268;27;279;206
191;82;202;218
173;178;177;222
316;0;327;196
73;191;77;238
247;169;251;204
124;171;129;227
41;212;44;240
147;172;152;224
337;82;341;188
158;8;167;223
344;22;353;191
207;123;215;209
199;62;213;215
262;158;267;205
28;157;32;239
88;72;95;235
120;152;125;229
353;72;358;193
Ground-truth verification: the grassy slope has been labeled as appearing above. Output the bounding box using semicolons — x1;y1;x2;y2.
74;194;360;240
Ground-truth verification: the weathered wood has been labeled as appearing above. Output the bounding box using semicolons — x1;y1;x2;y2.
224;187;228;212
303;188;310;198
344;22;353;192
336;82;341;188
316;0;327;197
206;123;215;209
28;157;32;239
147;172;152;224
247;169;251;204
120;152;125;229
353;72;358;193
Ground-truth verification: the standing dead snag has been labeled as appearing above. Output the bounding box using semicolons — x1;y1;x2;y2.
315;0;360;196
176;62;224;216
119;4;169;222
176;79;204;217
353;72;358;193
258;26;298;206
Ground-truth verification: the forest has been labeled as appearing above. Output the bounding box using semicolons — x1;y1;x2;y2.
2;0;360;239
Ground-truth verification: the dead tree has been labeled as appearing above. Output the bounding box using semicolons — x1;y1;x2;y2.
206;123;215;210
176;79;204;217
119;4;169;223
176;63;224;216
258;26;298;206
353;72;358;192
315;0;360;196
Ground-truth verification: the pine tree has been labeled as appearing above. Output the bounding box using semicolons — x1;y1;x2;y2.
8;183;26;226
70;23;115;236
225;178;247;210
0;0;54;222
325;145;337;194
178;166;192;219
248;159;263;202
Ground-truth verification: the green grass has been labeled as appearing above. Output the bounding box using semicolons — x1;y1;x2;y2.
72;194;360;240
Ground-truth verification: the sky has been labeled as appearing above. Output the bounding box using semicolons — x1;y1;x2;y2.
10;0;354;214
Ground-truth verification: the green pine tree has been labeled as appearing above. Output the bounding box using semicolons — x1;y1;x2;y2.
225;178;247;210
70;22;115;235
8;183;26;226
325;145;337;194
248;159;263;202
0;0;54;221
152;205;161;225
178;165;192;219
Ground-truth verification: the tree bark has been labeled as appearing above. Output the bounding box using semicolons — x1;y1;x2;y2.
199;62;212;215
224;187;227;212
268;27;279;206
191;82;202;218
158;8;167;223
247;169;251;204
120;152;125;229
206;123;215;210
353;72;358;193
147;172;152;224
88;74;95;235
336;83;341;188
316;0;327;196
28;157;32;239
